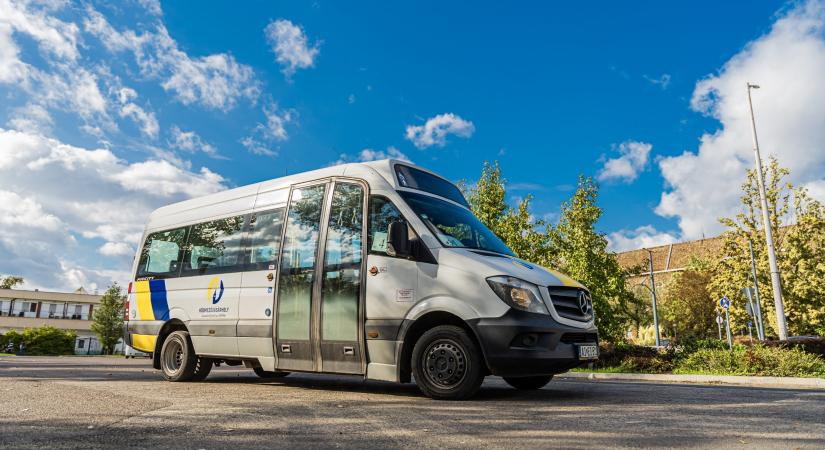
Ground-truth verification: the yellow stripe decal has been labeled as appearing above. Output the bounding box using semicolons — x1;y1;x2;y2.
131;334;157;353
134;280;155;321
545;268;583;288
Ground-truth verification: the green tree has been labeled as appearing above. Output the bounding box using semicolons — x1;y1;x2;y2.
659;258;717;340
465;161;551;266
0;275;24;289
711;157;825;337
91;284;126;354
547;176;641;342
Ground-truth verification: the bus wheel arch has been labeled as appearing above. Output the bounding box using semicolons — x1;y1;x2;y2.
397;311;487;383
152;319;188;370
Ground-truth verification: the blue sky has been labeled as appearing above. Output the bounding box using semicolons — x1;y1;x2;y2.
3;0;825;291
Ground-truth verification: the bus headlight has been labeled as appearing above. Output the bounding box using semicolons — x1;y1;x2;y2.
486;276;549;315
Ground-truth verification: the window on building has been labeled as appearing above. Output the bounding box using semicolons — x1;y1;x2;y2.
181;215;246;276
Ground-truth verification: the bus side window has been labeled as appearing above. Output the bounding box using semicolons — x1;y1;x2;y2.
181;215;246;276
137;227;188;279
245;208;285;271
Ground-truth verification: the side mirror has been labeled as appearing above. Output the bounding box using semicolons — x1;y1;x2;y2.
386;221;410;258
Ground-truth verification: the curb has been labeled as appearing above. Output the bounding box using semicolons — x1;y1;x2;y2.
558;371;825;390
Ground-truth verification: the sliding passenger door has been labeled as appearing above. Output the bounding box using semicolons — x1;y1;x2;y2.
318;181;366;374
275;183;327;372
274;180;366;374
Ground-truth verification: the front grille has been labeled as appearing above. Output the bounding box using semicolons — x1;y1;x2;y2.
547;287;593;322
560;332;598;344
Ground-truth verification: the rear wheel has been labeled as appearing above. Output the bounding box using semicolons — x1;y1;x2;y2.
253;367;290;379
412;325;484;400
159;331;197;382
503;375;554;390
191;357;214;381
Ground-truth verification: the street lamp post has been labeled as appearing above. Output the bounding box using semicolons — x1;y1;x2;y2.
646;248;662;347
746;83;788;340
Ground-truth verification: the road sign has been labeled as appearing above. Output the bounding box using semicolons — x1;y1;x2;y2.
719;297;731;309
748;320;753;327
716;315;724;325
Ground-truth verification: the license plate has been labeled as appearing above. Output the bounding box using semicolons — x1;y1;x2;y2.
577;344;599;360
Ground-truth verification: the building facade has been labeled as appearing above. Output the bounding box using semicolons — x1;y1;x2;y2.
0;288;104;354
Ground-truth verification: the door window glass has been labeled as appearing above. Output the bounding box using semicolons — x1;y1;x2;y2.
321;183;363;341
368;196;406;256
246;208;285;271
277;184;326;340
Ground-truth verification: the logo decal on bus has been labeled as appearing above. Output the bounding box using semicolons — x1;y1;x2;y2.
207;277;225;304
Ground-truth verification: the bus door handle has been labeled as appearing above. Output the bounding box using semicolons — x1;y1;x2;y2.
281;344;291;353
343;346;354;356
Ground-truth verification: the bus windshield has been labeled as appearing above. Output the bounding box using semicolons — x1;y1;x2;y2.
399;191;514;256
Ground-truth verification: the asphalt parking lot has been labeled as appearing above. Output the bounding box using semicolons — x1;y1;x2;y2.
1;356;824;449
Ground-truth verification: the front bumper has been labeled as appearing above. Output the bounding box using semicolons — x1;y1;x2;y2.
468;308;598;377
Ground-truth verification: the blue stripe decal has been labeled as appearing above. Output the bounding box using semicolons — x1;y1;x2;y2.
149;279;169;321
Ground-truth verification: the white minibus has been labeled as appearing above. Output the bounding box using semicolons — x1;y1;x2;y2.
124;160;598;399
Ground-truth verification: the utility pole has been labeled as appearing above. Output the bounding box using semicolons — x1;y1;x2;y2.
725;308;733;350
746;83;788;340
747;240;766;340
646;248;661;347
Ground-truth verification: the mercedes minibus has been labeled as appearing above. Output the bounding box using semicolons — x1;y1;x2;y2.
124;159;598;399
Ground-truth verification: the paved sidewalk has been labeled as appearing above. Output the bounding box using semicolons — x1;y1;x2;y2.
560;371;825;389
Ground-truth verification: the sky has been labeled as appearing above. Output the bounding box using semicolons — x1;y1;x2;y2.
2;0;825;292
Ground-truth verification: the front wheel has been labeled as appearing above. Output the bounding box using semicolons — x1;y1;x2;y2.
503;375;553;390
159;331;197;382
411;325;484;400
253;367;290;379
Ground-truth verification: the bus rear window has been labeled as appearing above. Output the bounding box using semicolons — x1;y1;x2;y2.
395;164;468;208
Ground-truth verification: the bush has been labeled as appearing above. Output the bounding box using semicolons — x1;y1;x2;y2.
676;337;730;354
674;344;825;377
761;337;825;357
0;326;76;355
591;343;675;373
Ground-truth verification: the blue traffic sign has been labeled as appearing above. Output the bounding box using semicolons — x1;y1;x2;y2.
719;297;731;309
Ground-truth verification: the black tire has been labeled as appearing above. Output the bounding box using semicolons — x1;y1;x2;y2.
411;325;484;400
253;367;290;379
503;375;554;390
191;357;214;381
159;331;197;382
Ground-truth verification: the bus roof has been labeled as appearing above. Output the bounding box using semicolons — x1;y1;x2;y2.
144;159;451;231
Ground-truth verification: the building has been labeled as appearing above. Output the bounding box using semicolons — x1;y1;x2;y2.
0;287;105;354
616;234;725;293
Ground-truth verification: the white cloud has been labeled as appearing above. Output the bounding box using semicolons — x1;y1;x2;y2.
137;0;162;16
607;225;679;253
170;125;218;157
84;7;260;110
0;0;80;62
0;128;228;290
261;103;293;141
656;0;825;239
239;103;295;157
240;137;275;157
116;88;159;138
98;241;134;257
0;21;29;83
265;19;320;77
7;103;53;134
405;113;475;149
644;73;671;90
598;141;652;183
334;146;410;165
